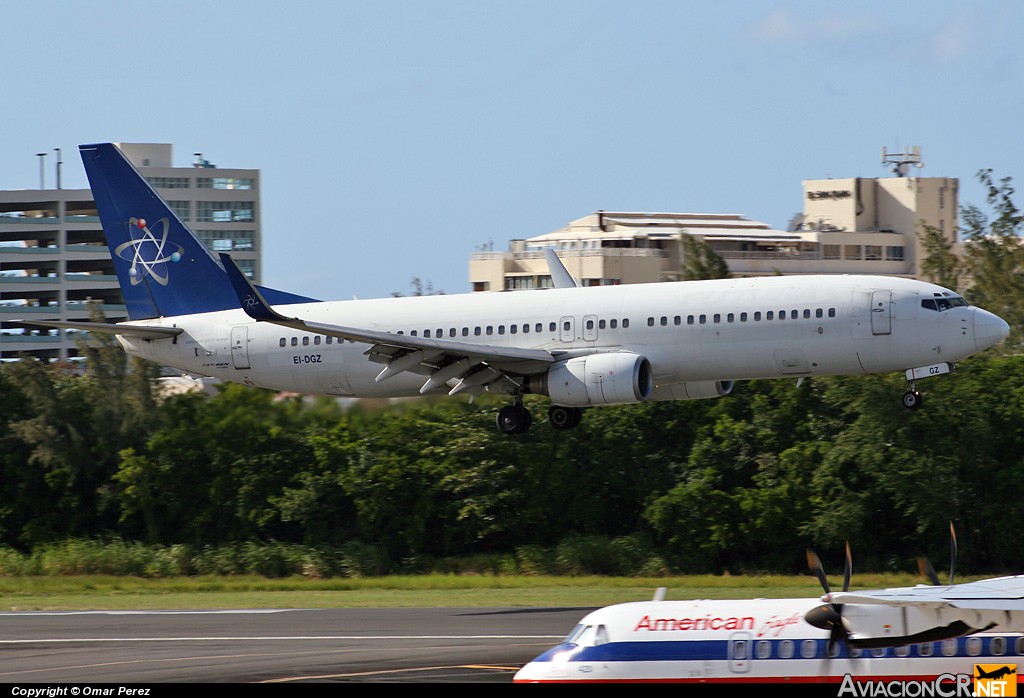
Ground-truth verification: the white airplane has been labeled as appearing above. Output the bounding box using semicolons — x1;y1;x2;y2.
514;542;1024;685
28;143;1010;433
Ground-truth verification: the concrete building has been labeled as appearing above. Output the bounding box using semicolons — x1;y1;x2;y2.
469;148;958;291
0;143;261;361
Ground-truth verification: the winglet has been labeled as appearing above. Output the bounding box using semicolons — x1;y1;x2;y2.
220;253;289;323
544;248;580;288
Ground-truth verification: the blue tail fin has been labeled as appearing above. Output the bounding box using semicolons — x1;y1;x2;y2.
80;143;316;320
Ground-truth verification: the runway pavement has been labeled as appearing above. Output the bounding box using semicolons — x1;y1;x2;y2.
0;607;594;684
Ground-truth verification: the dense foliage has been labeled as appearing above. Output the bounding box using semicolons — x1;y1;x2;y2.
1;349;1021;577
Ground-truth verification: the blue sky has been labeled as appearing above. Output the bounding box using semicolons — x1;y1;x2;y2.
2;1;1022;300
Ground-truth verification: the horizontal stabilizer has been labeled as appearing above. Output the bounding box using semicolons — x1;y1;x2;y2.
15;319;182;340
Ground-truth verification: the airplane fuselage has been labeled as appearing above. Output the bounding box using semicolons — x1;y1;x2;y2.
116;274;1001;402
513;597;1024;684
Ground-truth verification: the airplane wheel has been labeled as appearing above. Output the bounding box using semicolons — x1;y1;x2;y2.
902;390;922;409
548;405;583;430
497;405;531;434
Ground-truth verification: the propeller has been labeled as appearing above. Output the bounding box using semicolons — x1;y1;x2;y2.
804;541;853;656
916;521;958;586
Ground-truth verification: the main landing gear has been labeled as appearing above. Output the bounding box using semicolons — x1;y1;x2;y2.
495;400;585;434
547;405;583;430
496;400;533;434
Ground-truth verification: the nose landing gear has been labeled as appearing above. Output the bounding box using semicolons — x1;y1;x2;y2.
902;380;922;409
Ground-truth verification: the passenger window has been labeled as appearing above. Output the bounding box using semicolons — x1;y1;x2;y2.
436;328;442;337
563;321;570;331
535;323;542;333
474;327;481;336
326;336;333;344
314;336;321;345
486;326;493;335
687;315;694;325
549;322;556;332
648;317;655;327
586;320;594;330
803;309;810;319
424;329;431;338
510;325;517;334
462;327;469;336
895;645;910;657
740;312;747;322
754;311;761;321
967;637;982;656
727;313;734;322
917;642;933;657
673;316;680;326
828;308;836;317
498;325;505;335
522;324;529;333
699;314;707;324
800;639;817;658
291;337;297;346
449;328;456;337
411;330;418;336
791;310;798;319
766;311;774;320
622;319;629;328
610;319;617;329
992;637;1006;655
816;308;823;318
756;640;771;659
302;336;310;346
599;319;606;329
778;640;794;659
660;316;667;326
714;314;721;323
279;338;286;347
941;639;957;656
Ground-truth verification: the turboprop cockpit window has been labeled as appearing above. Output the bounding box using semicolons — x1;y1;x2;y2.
921;296;969;311
564;624;587;644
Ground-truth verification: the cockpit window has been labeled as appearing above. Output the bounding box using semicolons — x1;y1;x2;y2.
922;295;969;311
564;624;587;644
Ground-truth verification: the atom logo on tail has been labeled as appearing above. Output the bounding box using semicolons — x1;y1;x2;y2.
113;217;184;286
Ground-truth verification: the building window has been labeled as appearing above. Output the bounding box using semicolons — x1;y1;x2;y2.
473;281;490;292
196;201;255;223
844;244;862;260
865;245;882;260
167;201;191;221
886;246;905;261
145;177;190;189
822;244;841;260
197;177;254;190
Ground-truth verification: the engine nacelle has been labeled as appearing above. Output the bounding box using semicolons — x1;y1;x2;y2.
650;380;734;401
528;352;653;407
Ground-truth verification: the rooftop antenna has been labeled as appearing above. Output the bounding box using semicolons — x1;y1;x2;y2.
54;148;62;189
881;145;924;177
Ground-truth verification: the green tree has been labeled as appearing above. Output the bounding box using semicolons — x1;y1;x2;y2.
680;234;730;280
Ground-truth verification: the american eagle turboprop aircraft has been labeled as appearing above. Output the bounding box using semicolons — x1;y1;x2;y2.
32;143;1009;433
514;540;1024;684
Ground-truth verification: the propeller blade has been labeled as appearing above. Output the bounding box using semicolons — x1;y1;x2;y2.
807;549;830;595
918;557;941;586
949;521;958;585
843;541;852;593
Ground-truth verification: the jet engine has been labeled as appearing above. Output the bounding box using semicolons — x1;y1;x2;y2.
524;352;653;407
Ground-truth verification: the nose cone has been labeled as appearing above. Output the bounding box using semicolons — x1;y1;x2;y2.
974;308;1010;351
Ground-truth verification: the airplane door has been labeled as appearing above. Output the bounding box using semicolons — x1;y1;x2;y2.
871;290;892;335
582;314;598;341
728;633;753;674
559;316;575;343
230;325;251;370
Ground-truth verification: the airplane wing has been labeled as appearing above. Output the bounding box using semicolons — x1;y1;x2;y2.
826;574;1024;611
219;254;557;396
14;320;183;340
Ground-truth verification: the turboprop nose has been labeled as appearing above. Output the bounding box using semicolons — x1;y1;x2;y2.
974;308;1010;351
